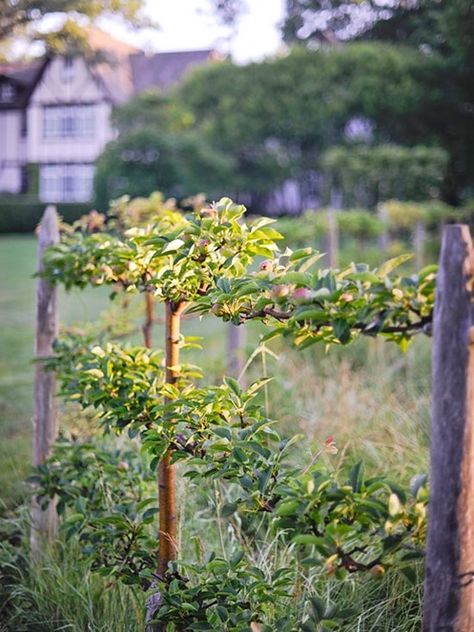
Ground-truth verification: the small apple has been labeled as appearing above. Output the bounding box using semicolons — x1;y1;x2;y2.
259;260;274;272
271;284;290;300
370;564;385;579
200;207;218;219
291;287;312;303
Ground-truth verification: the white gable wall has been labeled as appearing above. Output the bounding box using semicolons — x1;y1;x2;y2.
28;56;115;165
0;110;26;192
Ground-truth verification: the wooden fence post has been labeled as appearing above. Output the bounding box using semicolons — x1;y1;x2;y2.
227;324;245;382
31;205;59;556
424;224;474;631
327;188;341;268
377;203;390;253
413;219;426;270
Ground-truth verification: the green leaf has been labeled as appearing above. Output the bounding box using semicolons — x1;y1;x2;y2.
332;319;351;344
377;254;412;277
348;461;364;492
309;596;326;622
221;502;237;517
276;500;300;516
158;238;185;255
399;566;418;584
224;376;241;396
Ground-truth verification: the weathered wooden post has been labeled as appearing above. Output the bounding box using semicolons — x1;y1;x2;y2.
424;224;474;631
327;188;341;268
227;324;245;381
326;207;339;268
31;205;59;555
377;202;390;253
413;219;426;270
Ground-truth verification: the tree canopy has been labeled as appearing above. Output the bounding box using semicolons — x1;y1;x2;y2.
0;0;150;57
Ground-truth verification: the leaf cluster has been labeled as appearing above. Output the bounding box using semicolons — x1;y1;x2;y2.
31;440;157;585
43;197;281;304
196;250;436;350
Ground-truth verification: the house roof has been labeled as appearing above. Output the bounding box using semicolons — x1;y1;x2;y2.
84;27;139;104
130;49;217;93
84;26;140;58
0;59;47;109
0;29;219;108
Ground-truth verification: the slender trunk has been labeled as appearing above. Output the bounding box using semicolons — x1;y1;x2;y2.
158;301;184;577
143;292;155;349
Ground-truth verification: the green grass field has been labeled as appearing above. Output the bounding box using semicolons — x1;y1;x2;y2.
0;236;115;504
0;234;432;630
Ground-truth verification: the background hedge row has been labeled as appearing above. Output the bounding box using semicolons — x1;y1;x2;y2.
0;199;91;233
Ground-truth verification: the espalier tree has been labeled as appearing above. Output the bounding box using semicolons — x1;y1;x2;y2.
38;196;434;629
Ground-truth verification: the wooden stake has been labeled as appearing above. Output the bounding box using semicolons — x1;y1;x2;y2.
326;207;339;268
327;188;341;268
377;203;390;253
423;224;474;631
227;324;245;382
414;219;426;271
31;205;59;555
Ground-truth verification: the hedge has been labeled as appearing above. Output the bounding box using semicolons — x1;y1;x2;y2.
0;199;92;233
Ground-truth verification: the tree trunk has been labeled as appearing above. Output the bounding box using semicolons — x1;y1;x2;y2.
31;205;59;557
158;301;184;577
423;224;474;631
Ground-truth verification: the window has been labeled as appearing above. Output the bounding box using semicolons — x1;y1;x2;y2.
39;164;94;202
0;83;16;103
43;105;95;138
62;56;75;83
20;165;28;194
20;110;27;137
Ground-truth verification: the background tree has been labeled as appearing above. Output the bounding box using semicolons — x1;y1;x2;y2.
281;0;474;203
0;0;151;56
175;43;443;211
94;92;235;208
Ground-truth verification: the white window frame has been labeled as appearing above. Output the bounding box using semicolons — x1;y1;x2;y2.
39;163;95;202
43;104;95;139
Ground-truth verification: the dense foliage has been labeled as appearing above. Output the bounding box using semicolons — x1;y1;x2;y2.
29;195;434;628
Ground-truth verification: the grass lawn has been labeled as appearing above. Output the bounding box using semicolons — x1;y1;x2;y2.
0;235;114;504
